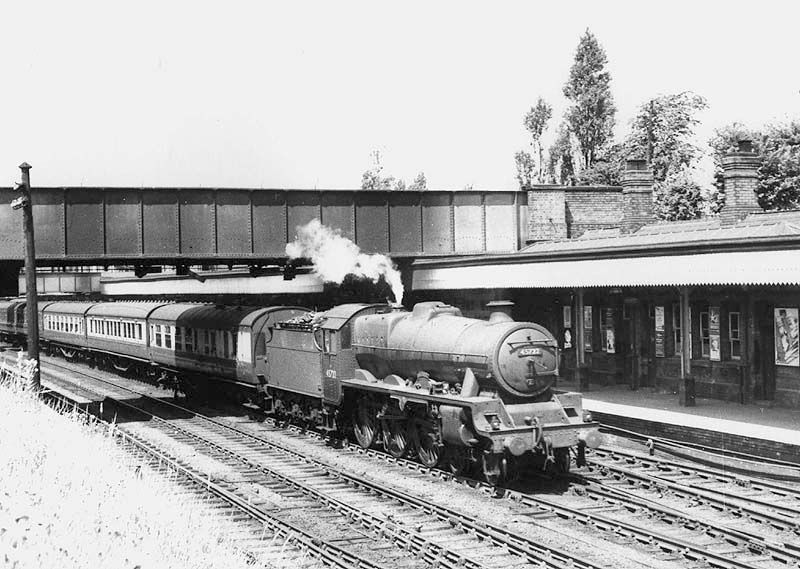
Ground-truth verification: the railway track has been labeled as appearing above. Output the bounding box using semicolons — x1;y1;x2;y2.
42;359;607;569
582;447;800;538
273;421;800;569
43;391;352;569
39;356;800;569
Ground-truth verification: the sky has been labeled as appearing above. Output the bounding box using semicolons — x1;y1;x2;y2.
2;0;798;190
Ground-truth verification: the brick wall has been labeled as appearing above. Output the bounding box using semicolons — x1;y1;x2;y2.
592;411;800;463
527;189;567;241
564;187;623;238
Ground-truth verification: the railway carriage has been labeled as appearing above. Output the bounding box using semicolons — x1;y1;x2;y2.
85;302;165;371
147;303;307;387
40;301;94;357
0;298;26;345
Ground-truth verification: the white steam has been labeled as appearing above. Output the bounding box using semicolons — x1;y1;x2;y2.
286;219;404;305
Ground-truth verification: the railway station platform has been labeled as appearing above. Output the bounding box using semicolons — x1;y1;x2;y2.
557;379;800;466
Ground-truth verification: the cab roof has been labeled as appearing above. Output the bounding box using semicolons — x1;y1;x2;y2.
318;303;390;331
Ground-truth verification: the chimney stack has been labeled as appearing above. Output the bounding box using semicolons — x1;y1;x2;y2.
620;159;654;233
720;140;760;225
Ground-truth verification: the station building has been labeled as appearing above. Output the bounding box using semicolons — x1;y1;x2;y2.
411;143;800;409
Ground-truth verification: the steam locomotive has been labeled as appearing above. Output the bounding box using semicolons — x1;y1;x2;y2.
0;297;600;483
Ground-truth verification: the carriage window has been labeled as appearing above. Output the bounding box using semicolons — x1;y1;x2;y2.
175;327;183;350
209;330;217;355
136;323;142;340
184;328;195;352
164;326;173;349
223;332;229;358
155;325;162;347
231;333;238;358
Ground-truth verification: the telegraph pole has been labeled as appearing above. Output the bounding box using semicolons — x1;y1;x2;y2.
12;162;40;390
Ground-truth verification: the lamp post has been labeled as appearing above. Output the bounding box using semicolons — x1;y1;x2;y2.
12;162;40;390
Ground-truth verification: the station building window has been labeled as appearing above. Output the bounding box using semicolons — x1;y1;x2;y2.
700;311;710;358
671;303;682;355
729;312;741;359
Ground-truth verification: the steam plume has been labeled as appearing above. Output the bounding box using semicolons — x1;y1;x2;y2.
286;219;404;304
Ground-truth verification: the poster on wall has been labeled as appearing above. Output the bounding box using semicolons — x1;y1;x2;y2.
603;307;615;354
775;307;800;367
563;306;572;328
709;306;721;361
654;306;665;357
563;329;573;349
605;328;616;353
583;306;593;352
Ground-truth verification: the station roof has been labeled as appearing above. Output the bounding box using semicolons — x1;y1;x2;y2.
412;211;800;290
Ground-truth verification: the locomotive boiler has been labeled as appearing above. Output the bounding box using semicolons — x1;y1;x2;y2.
352;301;559;399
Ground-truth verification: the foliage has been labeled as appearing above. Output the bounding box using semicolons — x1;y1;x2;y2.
547;121;576;185
755;121;800;211
563;30;616;168
360;150;426;191
576;143;626;186
523;97;553;183
514;150;535;189
408;171;427;191
361;150;395;190
0;363;258;569
625;91;708;183
653;168;704;221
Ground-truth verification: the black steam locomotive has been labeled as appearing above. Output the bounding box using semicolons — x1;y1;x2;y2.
0;298;600;482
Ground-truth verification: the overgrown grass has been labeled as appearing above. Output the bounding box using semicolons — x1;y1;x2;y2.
0;356;283;569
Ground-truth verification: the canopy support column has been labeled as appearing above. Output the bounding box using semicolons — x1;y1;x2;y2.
575;288;588;391
678;286;695;406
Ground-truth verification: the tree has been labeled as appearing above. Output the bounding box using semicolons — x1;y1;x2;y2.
361;150;394;191
625;92;708;183
757;121;800;210
547;122;576;185
408;172;427;191
653;168;704;221
514;150;535;189
576;143;626;186
361;150;426;191
523;97;553;183
563;30;616;168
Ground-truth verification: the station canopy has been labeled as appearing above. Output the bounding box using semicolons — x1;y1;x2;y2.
412;213;800;291
413;249;800;290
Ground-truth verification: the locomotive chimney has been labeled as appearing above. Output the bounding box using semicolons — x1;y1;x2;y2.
486;300;514;323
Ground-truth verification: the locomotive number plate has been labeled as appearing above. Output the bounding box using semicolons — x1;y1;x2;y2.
517;347;542;357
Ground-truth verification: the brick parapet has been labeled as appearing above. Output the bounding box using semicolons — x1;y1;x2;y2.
527;189;567;242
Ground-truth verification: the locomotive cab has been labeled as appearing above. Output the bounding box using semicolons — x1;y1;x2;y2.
314;304;392;404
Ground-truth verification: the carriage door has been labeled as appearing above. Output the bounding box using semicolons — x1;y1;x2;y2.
320;329;343;404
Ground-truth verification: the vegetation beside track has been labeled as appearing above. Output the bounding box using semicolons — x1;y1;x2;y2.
0;355;270;569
